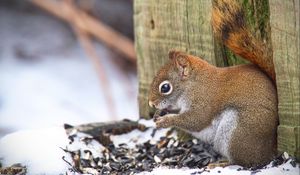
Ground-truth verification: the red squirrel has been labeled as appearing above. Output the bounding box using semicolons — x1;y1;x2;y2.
148;0;278;167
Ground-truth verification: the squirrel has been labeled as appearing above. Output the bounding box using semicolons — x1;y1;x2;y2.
148;0;278;167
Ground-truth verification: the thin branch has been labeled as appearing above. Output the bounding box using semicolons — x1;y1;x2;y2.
32;0;119;119
30;0;136;63
73;25;117;120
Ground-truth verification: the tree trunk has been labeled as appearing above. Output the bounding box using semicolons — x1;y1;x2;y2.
269;0;300;161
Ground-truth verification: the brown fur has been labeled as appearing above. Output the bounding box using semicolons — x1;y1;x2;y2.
148;0;278;167
149;52;278;167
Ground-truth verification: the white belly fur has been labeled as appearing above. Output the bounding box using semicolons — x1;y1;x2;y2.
190;109;238;160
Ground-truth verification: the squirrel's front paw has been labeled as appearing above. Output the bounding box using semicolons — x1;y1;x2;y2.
155;115;175;128
153;109;169;122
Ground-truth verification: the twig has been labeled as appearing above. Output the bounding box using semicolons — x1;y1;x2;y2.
62;156;82;173
34;0;118;119
74;26;117;120
30;0;136;63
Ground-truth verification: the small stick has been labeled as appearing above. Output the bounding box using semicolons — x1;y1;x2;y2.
42;0;118;119
73;27;117;120
30;0;136;63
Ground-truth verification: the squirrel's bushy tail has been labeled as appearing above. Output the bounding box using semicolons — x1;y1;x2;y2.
212;0;275;81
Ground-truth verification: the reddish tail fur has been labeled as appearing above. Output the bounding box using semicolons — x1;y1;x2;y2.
212;0;275;82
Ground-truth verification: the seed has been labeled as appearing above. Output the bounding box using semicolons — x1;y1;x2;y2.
154;155;161;163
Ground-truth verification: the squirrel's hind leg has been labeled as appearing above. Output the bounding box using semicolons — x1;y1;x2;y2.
228;109;277;167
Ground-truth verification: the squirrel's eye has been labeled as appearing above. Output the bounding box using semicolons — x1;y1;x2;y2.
159;80;173;95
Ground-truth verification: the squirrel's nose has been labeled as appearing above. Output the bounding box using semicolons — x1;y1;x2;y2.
149;101;156;108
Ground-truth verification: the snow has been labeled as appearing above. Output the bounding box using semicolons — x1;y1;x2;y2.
140;159;300;175
66;132;105;159
138;167;201;175
0;127;70;174
111;120;172;148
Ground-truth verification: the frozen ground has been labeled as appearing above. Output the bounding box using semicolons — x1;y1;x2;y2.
0;120;299;175
0;3;138;138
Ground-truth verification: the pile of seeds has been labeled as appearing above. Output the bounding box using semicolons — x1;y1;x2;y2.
62;122;299;175
0;163;26;175
63;128;222;174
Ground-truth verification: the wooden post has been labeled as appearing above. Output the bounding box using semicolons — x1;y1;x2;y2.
134;0;223;118
269;0;300;161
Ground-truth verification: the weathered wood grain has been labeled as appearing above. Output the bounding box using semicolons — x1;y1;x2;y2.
269;0;300;160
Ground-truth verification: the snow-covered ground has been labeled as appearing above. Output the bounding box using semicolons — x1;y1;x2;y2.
0;127;70;174
141;161;299;175
0;120;299;175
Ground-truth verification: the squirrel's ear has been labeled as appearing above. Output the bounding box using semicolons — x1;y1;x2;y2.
168;50;190;79
169;50;183;60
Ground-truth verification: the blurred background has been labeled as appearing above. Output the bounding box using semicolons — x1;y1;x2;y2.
0;0;138;138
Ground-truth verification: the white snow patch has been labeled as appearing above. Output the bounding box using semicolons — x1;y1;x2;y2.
0;127;70;174
138;166;200;175
111;127;171;148
138;119;157;128
0;50;138;131
66;132;105;159
110;119;174;148
139;160;299;175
